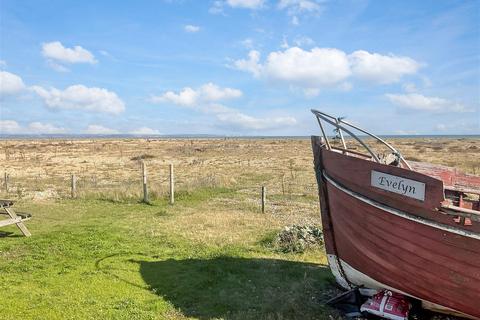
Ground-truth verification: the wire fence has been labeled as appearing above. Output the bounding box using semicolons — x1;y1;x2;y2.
1;160;320;213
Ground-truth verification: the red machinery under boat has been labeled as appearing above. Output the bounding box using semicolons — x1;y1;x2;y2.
310;110;480;319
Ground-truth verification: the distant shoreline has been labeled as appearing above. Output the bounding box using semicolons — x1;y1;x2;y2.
0;134;479;140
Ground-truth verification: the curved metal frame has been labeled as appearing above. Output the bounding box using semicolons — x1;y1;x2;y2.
311;109;412;170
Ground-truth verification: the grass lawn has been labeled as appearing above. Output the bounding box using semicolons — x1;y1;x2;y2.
0;187;337;320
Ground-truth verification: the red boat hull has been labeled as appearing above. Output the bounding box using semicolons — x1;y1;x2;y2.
312;136;480;319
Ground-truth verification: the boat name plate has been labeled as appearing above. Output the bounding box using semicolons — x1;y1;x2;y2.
371;170;425;201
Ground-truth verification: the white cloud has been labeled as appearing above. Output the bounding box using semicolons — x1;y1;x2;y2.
150;87;198;106
349;50;420;84
27;122;66;134
0;71;25;95
233;47;421;92
293;36;315;47
0;60;6;67
150;83;242;107
0;120;66;134
0;120;21;134
47;60;70;72
434;121;479;133
196;103;297;131
386;93;471;113
226;0;265;9
240;38;254;49
85;125;119;135
209;1;225;14
184;24;200;33
279;0;323;25
263;47;351;87
151;82;296;132
42;41;97;64
210;0;264;13
31;84;125;114
402;82;417;93
216;111;297;130
201;83;242;101
279;0;323;13
233;50;262;77
129;127;161;135
303;88;320;97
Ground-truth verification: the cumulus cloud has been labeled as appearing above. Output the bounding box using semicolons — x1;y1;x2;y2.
129;127;161;135
232;50;262;77
150;83;242;107
226;0;265;9
0;71;25;95
402;82;417;93
197;103;297;131
0;120;21;134
150;82;296;131
293;36;315;47
42;41;97;64
151;87;198;106
278;0;323;14
265;47;351;87
46;60;70;72
434;121;479;133
210;0;264;13
385;93;471;113
240;38;254;49
278;0;323;25
215;110;297;130
349;50;420;84
232;47;421;93
0;120;66;134
234;47;351;88
27;122;66;134
85;125;119;135
31;84;125;114
184;24;200;33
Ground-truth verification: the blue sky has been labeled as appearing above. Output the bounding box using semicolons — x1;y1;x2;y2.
0;0;479;135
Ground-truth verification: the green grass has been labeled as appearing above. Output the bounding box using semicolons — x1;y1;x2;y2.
0;187;337;320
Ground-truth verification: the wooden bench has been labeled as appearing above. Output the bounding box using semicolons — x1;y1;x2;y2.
0;199;32;237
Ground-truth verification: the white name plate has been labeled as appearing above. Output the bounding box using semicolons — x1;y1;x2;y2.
371;170;425;201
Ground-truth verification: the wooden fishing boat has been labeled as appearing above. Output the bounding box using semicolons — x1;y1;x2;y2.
310;110;480;319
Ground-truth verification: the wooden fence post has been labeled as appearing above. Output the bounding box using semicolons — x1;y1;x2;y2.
169;164;174;205
4;171;9;193
261;186;266;213
71;174;77;198
281;174;285;195
141;160;148;203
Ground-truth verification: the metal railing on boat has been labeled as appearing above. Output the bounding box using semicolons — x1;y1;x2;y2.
311;109;412;170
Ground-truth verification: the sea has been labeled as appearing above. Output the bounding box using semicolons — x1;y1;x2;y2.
0;134;479;140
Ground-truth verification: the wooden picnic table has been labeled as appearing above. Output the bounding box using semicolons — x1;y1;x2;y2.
0;199;32;237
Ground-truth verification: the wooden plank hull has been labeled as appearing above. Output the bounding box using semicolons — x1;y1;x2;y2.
311;137;480;319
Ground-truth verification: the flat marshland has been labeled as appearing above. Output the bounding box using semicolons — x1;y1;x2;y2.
0;137;479;319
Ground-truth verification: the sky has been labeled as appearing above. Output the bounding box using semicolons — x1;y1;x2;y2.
0;0;479;136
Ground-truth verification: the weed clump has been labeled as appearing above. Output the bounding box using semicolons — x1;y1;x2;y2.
274;225;324;253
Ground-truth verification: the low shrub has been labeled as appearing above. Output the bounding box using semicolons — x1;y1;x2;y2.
274;224;324;253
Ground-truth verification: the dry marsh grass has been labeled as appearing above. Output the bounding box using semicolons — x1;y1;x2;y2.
1;137;479;199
